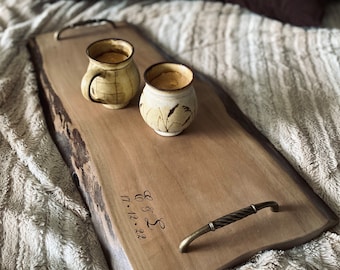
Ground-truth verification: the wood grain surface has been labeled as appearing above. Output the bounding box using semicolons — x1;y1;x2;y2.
28;22;338;270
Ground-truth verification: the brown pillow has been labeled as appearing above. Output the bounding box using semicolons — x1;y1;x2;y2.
220;0;329;27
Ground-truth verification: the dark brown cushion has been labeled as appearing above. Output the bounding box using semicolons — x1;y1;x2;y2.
221;0;329;27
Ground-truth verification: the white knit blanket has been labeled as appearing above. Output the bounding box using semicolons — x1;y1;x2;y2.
1;1;339;269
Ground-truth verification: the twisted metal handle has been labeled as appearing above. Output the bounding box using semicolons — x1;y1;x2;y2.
179;201;279;253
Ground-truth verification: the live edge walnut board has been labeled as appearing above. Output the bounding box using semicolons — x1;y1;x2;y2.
28;22;338;270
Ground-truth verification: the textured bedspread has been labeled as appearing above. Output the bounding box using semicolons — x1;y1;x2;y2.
1;0;339;269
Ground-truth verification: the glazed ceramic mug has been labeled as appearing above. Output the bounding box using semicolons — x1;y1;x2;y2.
139;62;198;136
81;38;140;109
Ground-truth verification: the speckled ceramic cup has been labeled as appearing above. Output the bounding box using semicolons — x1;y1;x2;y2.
139;62;197;136
81;38;140;109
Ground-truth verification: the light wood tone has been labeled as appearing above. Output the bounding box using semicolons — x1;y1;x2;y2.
28;22;338;270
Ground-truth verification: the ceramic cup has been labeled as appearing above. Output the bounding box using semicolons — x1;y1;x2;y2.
139;62;197;136
81;38;140;109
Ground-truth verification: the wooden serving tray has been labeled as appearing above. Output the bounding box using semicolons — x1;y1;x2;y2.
28;21;338;269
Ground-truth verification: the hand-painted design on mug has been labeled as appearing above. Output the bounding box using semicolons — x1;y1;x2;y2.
139;62;197;136
81;38;140;109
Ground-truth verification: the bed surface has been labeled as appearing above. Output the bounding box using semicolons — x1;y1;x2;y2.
0;1;339;269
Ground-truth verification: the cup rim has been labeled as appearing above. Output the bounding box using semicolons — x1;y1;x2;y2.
144;62;194;91
86;38;134;64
